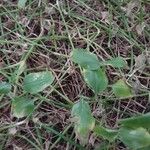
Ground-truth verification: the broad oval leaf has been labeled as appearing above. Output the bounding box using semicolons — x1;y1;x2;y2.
12;97;35;118
93;126;118;141
83;68;108;94
119;127;150;149
71;99;95;145
18;0;27;8
119;113;150;129
71;49;100;70
112;79;132;98
23;71;54;94
0;82;11;94
104;57;127;68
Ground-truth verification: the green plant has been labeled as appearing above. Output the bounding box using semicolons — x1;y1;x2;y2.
112;79;132;98
70;49;149;149
0;82;12;94
0;48;148;149
18;0;27;8
71;48;131;96
71;99;95;145
0;71;54;118
71;98;150;149
1;0;149;149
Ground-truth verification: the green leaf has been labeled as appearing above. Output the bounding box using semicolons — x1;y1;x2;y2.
104;57;127;68
71;49;100;70
83;68;108;94
112;79;132;98
138;146;150;150
18;0;27;8
93;126;118;141
12;97;35;118
119;127;150;150
0;82;11;94
119;113;150;129
23;71;54;94
71;99;95;145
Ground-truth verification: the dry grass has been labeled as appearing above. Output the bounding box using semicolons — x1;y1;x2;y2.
0;0;150;149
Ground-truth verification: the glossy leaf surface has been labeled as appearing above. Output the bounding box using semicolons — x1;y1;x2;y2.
83;68;108;94
23;71;54;94
105;57;127;68
12;97;35;118
71;49;100;70
71;99;95;145
0;82;11;94
112;79;132;98
119;127;150;149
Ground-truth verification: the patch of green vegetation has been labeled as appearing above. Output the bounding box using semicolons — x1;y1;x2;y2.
0;0;149;149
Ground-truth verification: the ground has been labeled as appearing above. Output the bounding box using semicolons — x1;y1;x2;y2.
0;0;150;150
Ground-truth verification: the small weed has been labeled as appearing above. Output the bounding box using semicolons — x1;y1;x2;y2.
0;0;149;149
